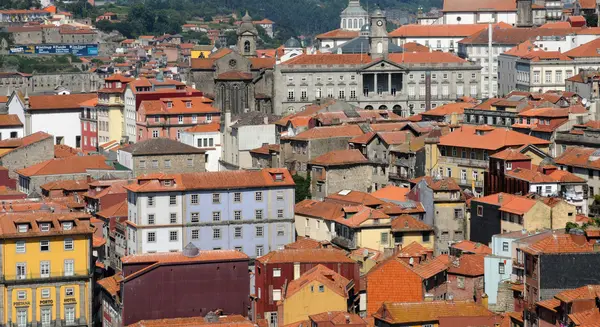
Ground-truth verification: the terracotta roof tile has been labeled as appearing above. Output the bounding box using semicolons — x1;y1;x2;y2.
401;42;431;52
284;237;328;250
290;125;364;140
250;144;280;155
388;52;468;64
410;176;461;191
17;155;113;177
316;29;360;39
256;248;353;264
536;298;560;312
310;149;368;166
565;37;600;58
547;169;586;183
438;125;549;150
448;254;485;276
506;167;556;183
374;301;494;324
490;148;531;161
438;315;504;327
97;273;122;297
443;0;516;11
122;249;248;265
523;232;595;254
0;131;51;152
28;93;97;110
54;144;83;158
41;179;89;192
0;212;92;238
294;199;344;221
397;241;433;258
128;315;253;327
371;185;410;202
411;255;450;279
139;97;217;115
283;53;371;66
391;214;433;232
0;114;23;127
325;190;384;207
568;309;600;327
421;102;475;117
285;264;351;298
184;122;220;133
309;312;366;326
451;240;492;254
96;200;128;219
555;147;600;169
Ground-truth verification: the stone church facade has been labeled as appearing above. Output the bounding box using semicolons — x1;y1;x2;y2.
187;12;275;115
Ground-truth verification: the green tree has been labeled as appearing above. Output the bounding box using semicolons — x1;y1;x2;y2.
585;12;598;28
225;30;238;46
565;222;579;233
293;174;311;203
113;56;126;63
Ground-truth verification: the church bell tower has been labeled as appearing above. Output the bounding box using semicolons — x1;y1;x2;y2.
369;7;389;60
237;11;258;57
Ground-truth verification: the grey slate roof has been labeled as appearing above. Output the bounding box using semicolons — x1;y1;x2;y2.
330;35;403;54
231;111;281;127
120;138;205;156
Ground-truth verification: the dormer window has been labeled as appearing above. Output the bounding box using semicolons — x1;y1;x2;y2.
164;180;172;186
167;101;173;108
18;224;28;233
40;223;50;232
186;101;191;108
273;173;283;181
63;222;73;231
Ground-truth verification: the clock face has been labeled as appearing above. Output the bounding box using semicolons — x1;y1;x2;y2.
377;20;383;26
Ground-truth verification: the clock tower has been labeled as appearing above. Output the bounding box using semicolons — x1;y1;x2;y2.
369;7;389;60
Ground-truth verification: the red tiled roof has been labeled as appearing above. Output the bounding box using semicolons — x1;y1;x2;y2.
374;301;494;324
489;148;530;161
371;185;410;202
333;206;390;228
129;315;253;327
554;284;600;302
309;312;366;326
285;264;351;298
294;199;344;221
438;125;550;150
451;240;492;254
536;298;560;312
523;232;595;254
555;147;600;169
310;149;368;166
256;248;354;264
17;155;113;177
421;102;475;117
325;190;384;207
96;200;128;219
411;255;450;279
565;38;600;58
506;168;556;183
122;250;248;266
40;179;89;191
290;125;364;140
568;308;600;327
316;29;360;39
410;176;461;191
284;54;371;66
97;273;123;297
249;144;280;155
578;0;596;9
0;114;23;127
184;122;220;133
54;144;83;158
448;254;485;276
216;71;253;80
140;97;218;115
391;214;433;232
284;237;328;250
397;241;432;258
401;42;431;52
28;93;97;110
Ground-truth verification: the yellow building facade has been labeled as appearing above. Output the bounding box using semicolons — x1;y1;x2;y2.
0;213;93;327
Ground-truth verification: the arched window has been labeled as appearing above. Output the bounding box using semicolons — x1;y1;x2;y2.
365;105;374;110
359;18;364;27
377;42;383;53
353;18;358;29
244;40;250;53
379;105;388;110
342;19;346;29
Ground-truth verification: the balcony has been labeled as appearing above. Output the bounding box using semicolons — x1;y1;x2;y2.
79;112;93;120
332;235;356;250
5;270;91;284
389;172;411;181
454;177;484;188
438;155;489;169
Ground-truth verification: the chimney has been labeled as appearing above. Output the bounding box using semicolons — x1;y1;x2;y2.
345;315;351;324
498;193;503;204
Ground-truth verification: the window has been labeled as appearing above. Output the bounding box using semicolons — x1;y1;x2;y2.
255;191;263;201
422;232;430;242
477;205;483;217
555;70;562;83
503;242;509;252
457;276;465;289
545;71;552;83
40;240;50;252
187;158;193;167
191;194;199;204
235;246;243;252
277;209;284;218
212;211;221;222
533;71;540;84
152;160;158;168
16;263;26;280
40;223;50;232
499;262;505;274
169;231;178;242
64;260;74;276
277;227;285;237
273;289;282;301
255;209;263;220
64;238;74;251
454;209;463;219
256;245;264;257
17;309;27;327
213;228;221;239
148;196;154;206
273;268;281;277
178;115;184;124
318;285;325;292
234;192;241;202
62;222;73;231
41;308;51;327
169;213;177;224
165;159;172;168
16;241;25;253
191;212;199;223
169;195;176;205
17;290;26;300
152;130;159;138
147;232;156;242
65;307;75;325
40;261;50;278
41;288;50;299
256;226;264;237
381;232;388;244
191;230;199;240
148;214;155;225
228;226;242;239
212;193;220;204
